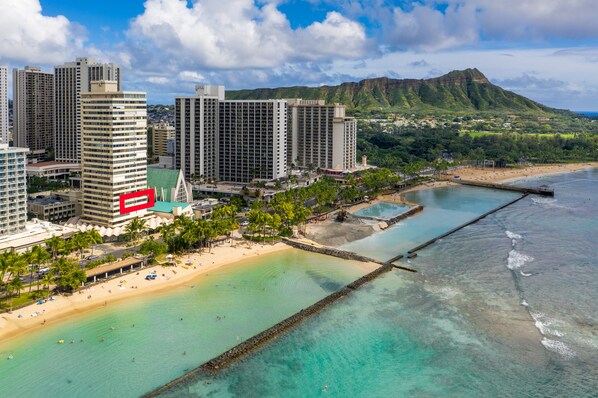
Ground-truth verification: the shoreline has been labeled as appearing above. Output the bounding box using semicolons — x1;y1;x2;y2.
446;162;598;184
0;240;292;345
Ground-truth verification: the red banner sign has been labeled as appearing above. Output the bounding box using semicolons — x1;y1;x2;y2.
119;189;155;214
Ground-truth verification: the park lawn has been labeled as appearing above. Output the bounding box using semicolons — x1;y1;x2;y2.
0;289;51;312
460;130;576;138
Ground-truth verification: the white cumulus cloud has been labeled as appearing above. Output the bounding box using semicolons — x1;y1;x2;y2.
0;0;84;64
128;0;371;69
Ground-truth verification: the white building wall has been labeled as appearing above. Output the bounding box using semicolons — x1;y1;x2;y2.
0;144;28;236
55;57;122;163
0;66;8;144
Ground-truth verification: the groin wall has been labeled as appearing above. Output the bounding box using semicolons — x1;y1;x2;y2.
385;205;423;227
453;179;554;196
142;262;394;398
282;238;384;265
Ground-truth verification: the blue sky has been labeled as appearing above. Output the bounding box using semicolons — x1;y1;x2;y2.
3;0;598;109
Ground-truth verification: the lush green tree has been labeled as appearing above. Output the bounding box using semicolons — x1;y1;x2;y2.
45;236;65;260
51;257;86;292
70;232;91;259
125;217;147;243
25;245;50;293
138;237;168;263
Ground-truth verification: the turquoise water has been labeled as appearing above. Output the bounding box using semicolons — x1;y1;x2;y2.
342;185;520;261
353;202;410;219
0;250;370;398
158;168;598;397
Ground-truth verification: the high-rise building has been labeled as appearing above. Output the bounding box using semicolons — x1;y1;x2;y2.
0;144;28;236
55;57;121;163
175;86;288;183
151;122;175;158
174;85;222;181
287;99;357;170
0;66;8;144
12;66;54;161
219;99;287;183
80;81;147;227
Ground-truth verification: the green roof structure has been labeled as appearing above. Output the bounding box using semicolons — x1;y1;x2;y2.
149;201;191;214
146;168;192;203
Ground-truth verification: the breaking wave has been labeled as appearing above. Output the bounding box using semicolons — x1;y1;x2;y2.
541;338;576;358
507;250;534;270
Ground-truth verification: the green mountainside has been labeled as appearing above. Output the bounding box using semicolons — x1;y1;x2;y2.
226;69;571;115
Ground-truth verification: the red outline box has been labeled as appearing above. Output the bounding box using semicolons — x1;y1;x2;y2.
119;189;155;215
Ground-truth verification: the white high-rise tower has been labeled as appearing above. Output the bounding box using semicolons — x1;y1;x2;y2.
54;57;121;163
0;66;8;144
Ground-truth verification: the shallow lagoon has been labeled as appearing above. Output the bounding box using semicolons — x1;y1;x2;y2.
353;202;410;219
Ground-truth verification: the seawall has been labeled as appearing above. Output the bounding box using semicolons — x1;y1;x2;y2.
452;179;554;196
282;237;385;265
141;262;394;398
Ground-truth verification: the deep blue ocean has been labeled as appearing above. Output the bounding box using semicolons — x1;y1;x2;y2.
575;111;598;117
159;168;598;397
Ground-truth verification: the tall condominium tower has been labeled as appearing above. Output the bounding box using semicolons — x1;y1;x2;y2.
0;66;8;144
81;81;147;227
150;122;175;158
287;99;357;170
219;99;287;183
13;66;54;161
174;85;223;180
0;144;28;236
55;57;121;163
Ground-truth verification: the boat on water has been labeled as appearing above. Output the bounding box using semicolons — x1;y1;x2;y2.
57;339;64;344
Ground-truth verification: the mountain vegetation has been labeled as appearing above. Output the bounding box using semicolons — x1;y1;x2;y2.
226;69;573;116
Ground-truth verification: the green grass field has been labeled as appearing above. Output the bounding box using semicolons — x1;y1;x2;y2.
460;130;576;139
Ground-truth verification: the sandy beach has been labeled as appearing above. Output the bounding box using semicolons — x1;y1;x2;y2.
0;240;292;344
445;162;598;183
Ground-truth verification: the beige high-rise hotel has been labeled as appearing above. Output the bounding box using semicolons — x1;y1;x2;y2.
81;81;148;227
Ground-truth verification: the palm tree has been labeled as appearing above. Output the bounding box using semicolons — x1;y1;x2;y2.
70;232;91;259
125;217;147;243
45;235;64;260
25;245;50;293
86;230;103;255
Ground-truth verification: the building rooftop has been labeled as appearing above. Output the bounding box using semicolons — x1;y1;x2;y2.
147;168;180;202
149;201;191;214
28;195;70;206
27;161;80;168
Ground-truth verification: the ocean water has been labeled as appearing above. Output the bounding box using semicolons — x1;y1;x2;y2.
341;185;521;261
0;251;370;398
158;168;598;397
353;202;410;219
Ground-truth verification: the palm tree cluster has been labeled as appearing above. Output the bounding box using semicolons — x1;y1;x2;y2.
160;205;239;254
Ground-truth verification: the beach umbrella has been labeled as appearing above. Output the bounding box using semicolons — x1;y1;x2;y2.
98;226;107;236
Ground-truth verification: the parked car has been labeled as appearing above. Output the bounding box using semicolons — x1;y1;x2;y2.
38;267;51;276
240;221;250;226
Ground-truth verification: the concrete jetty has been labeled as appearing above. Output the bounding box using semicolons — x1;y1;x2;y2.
141;262;394;398
451;179;554;196
282;237;385;265
405;194;529;255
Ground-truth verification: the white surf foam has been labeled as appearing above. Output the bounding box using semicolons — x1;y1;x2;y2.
521;300;529;307
520;271;532;277
531;197;566;209
507;250;534;270
531;312;564;337
505;231;522;240
541;338;576;358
